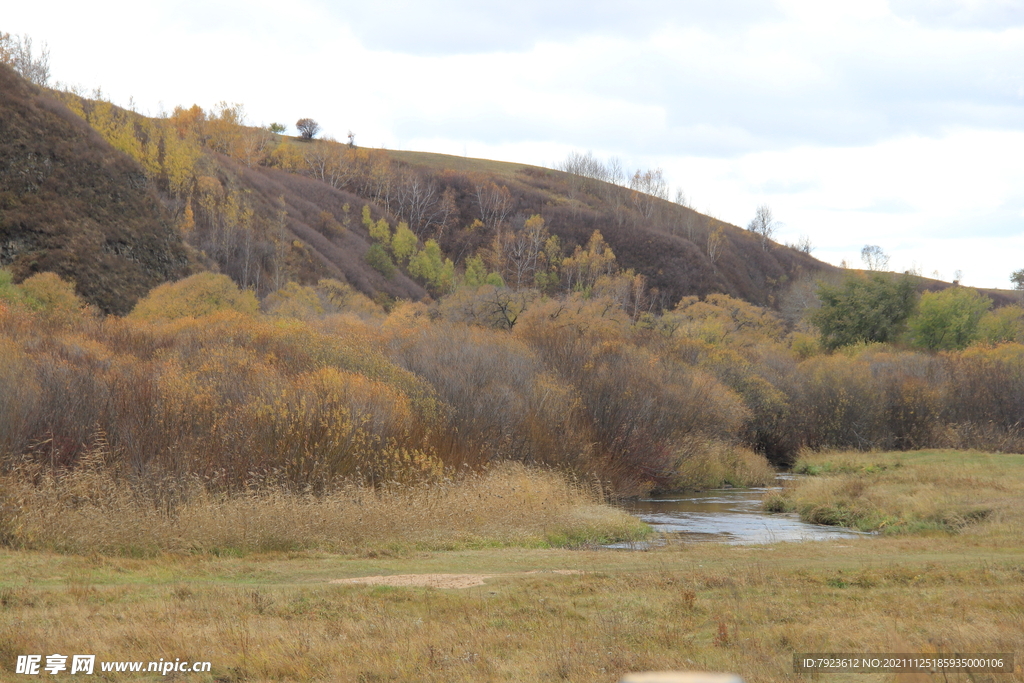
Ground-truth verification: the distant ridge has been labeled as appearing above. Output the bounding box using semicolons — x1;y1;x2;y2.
7;61;1003;317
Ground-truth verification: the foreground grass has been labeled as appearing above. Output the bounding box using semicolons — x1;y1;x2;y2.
0;464;648;555
1;535;1021;682
1;450;1021;682
765;449;1024;534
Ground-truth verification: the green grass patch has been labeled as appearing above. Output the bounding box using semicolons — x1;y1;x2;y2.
770;449;1021;534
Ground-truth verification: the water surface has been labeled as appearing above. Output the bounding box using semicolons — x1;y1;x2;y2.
613;482;869;546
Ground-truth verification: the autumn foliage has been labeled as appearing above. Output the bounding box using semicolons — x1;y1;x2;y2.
3;63;1023;512
2;264;1023;511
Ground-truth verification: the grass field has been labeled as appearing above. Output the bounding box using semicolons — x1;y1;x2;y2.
767;449;1024;534
1;451;1021;682
383;149;555;178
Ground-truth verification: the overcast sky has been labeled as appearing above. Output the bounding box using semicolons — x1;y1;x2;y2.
6;0;1024;287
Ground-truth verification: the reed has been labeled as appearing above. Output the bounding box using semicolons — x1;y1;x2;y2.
764;449;1024;534
0;461;648;556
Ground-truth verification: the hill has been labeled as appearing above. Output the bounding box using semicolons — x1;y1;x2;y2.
0;64;193;314
0;59;845;314
236;136;836;310
382;147;835;307
9;64;1005;319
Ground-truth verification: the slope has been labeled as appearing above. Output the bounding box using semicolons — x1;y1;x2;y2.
0;64;193;314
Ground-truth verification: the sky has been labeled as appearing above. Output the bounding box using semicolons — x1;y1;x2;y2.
5;0;1024;288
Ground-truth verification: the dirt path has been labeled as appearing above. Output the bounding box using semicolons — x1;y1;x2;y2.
329;569;584;589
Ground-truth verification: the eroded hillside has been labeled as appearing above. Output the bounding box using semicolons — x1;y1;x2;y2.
0;65;193;314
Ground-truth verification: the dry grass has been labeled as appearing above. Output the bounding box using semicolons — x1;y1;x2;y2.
765;449;1024;534
1;534;1021;682
383;149;551;178
0;450;1022;681
0;463;648;556
671;439;777;491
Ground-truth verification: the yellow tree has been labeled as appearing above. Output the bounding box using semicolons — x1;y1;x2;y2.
488;214;549;290
561;230;618;294
391;222;418;265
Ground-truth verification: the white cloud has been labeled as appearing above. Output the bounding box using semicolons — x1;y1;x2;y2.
312;0;782;55
3;0;1022;288
890;0;1024;30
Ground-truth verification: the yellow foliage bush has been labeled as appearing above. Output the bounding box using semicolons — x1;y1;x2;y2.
129;273;258;320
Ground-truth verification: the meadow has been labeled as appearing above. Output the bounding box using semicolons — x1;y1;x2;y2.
1;449;1021;683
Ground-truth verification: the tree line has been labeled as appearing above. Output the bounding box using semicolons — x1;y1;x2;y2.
2;265;1022;498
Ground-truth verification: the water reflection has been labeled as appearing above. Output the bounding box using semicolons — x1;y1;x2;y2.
612;483;870;546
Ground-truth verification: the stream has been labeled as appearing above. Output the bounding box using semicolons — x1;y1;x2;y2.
611;478;870;546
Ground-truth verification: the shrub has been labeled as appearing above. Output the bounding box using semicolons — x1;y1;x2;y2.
811;274;917;349
908;287;991;350
129;273;258;320
365;243;395;278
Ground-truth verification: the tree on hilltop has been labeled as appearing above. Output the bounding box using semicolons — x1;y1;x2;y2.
861;245;890;271
747;204;778;251
0;32;50;86
296;118;321;141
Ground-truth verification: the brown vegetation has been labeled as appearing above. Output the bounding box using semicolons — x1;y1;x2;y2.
2;265;1023;519
1;517;1021;682
0;461;645;555
4;62;839;313
4;63;1024;530
0;65;192;313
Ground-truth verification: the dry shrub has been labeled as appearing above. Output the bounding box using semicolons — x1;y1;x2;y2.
129;273;258;321
516;302;749;489
386;321;589;470
942;344;1024;451
670;438;776;490
863;349;945;449
0;334;39;456
794;354;879;450
0;462;646;555
791;345;1023;454
1;307;443;487
696;344;799;465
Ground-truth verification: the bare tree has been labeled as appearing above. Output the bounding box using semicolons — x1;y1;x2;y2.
707;222;725;264
475;181;514;229
239;127;274;167
296;118;321;141
606;157;626;186
303;139;358;189
558;150;609;181
493;215;548;290
747;204;778;251
0;32;50;86
861;244;890;271
673;187;691;208
787;234;814;254
392;170;444;234
629;168;669;222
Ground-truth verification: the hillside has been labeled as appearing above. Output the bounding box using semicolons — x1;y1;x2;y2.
0;60;845;315
2;64;1023;486
7;64;1007;319
383;147;834;307
0;64;193;314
